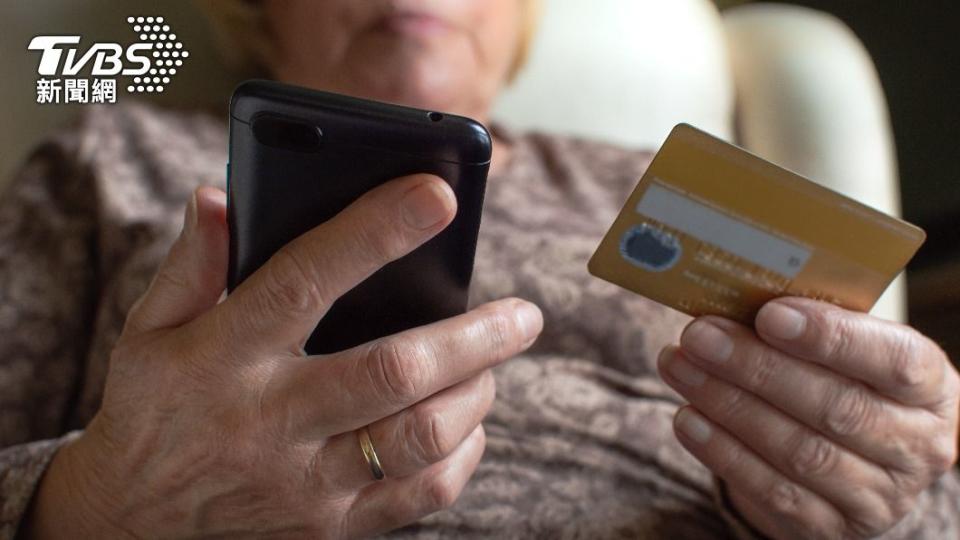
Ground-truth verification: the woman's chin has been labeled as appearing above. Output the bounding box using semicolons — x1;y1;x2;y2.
348;57;473;113
280;55;479;117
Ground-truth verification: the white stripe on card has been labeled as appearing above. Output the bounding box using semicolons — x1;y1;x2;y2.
635;181;811;278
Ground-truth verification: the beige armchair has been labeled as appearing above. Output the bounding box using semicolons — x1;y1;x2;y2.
493;0;905;322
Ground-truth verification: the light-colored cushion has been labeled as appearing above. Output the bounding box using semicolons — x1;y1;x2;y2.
493;0;735;148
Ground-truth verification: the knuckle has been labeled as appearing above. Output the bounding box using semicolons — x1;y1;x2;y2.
767;482;804;520
746;478;839;540
844;507;893;540
711;441;747;480
479;303;519;357
354;210;406;263
745;347;780;392
717;386;751;424
888;331;926;389
931;356;960;419
367;338;426;405
411;406;455;464
928;433;958;472
821;383;876;437
892;492;920;523
820;310;859;364
880;487;917;528
884;462;924;498
262;247;327;317
788;432;840;478
882;435;918;470
424;472;461;511
841;488;898;539
763;483;840;540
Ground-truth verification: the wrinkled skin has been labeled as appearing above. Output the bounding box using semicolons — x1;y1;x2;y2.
30;178;542;537
658;299;959;539
25;1;959;538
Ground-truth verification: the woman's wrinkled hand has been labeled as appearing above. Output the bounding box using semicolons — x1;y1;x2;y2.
28;174;542;538
657;297;959;539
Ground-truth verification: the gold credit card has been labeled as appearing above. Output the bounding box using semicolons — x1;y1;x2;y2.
588;124;926;325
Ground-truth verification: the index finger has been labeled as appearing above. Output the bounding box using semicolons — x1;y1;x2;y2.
754;297;956;408
199;174;456;359
262;297;542;439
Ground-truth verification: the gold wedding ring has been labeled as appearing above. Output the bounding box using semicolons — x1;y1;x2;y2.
357;426;385;480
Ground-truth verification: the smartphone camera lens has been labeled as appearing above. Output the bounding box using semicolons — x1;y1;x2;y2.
252;115;322;152
427;112;444;122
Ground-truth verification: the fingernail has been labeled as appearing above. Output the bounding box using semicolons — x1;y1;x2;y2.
682;321;733;363
401;180;454;230
515;301;543;344
759;303;807;340
667;354;707;387
676;408;712;444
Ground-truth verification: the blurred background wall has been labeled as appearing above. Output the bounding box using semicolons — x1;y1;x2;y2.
0;0;957;357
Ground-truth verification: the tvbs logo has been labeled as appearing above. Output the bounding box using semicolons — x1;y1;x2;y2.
29;36;152;76
28;16;189;104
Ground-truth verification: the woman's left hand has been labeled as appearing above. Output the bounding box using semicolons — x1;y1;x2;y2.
657;297;959;539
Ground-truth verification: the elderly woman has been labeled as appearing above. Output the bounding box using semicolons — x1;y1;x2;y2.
1;1;958;538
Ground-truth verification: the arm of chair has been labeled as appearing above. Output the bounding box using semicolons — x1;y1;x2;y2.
722;4;906;322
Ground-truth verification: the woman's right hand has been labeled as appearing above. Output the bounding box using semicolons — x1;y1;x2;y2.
27;174;542;538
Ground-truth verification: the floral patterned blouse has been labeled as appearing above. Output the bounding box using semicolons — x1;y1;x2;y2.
1;101;958;539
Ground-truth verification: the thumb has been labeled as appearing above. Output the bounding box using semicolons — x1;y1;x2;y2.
125;187;229;335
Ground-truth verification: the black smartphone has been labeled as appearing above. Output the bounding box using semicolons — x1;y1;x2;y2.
227;80;491;354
